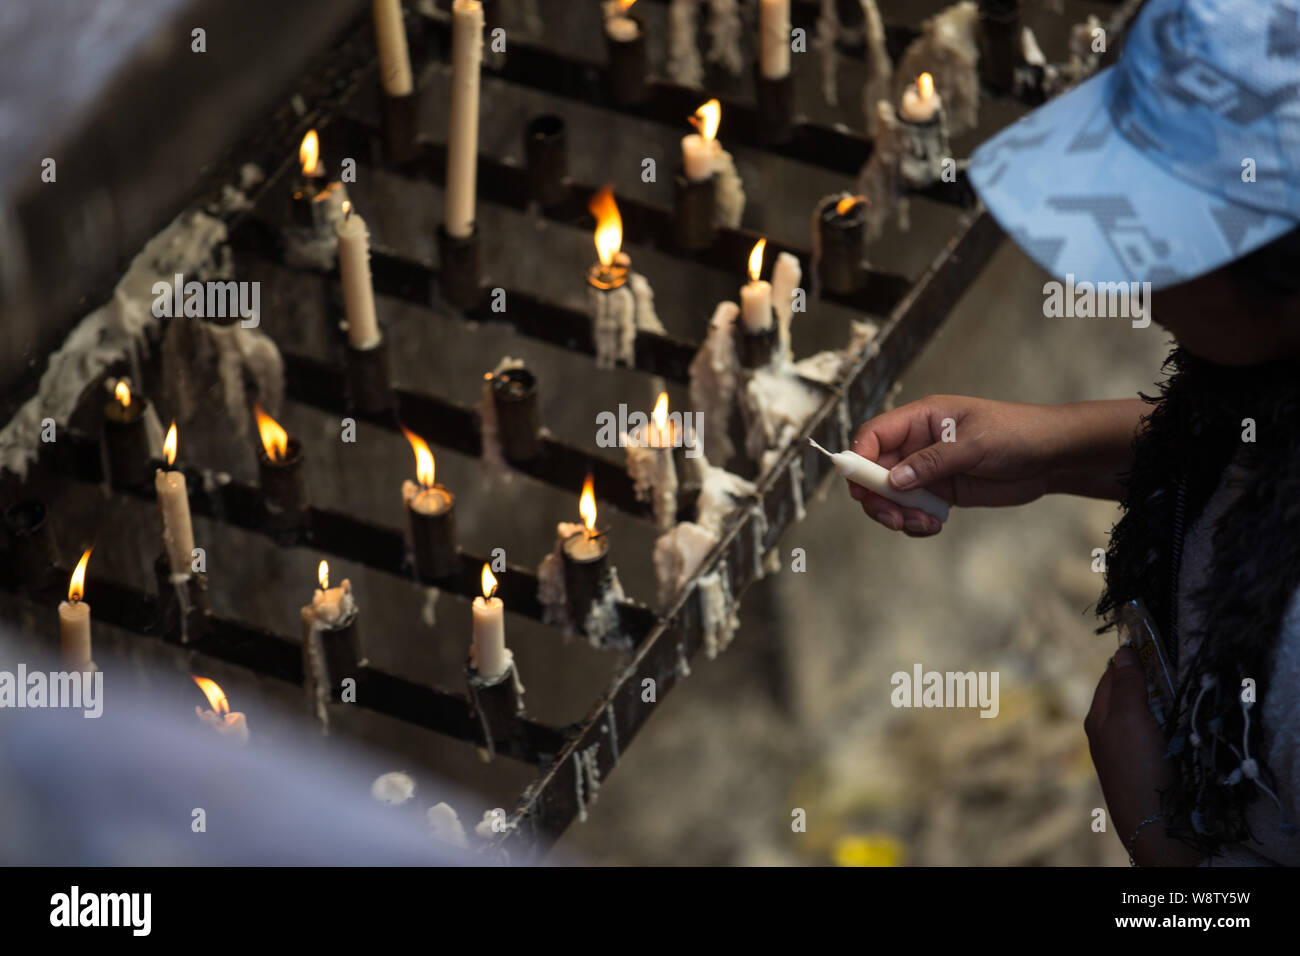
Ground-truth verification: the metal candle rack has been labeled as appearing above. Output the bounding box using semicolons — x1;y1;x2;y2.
4;0;1134;862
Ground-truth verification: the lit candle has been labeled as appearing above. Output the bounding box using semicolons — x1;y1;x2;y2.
471;563;508;679
682;98;721;182
899;72;942;123
759;0;791;80
586;187;639;369
58;549;93;671
102;379;152;487
310;560;357;629
336;201;382;350
292;129;329;230
155;421;196;578
626;394;679;531
604;0;640;40
372;0;414;97
560;475;612;624
740;238;773;332
193;675;250;744
254;404;307;522
445;0;485;239
401;426;459;580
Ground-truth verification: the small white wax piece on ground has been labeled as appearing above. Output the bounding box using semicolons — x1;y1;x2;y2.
427;802;470;848
808;438;949;522
371;771;416;805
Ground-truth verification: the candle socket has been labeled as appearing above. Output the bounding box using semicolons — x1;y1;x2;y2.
153;554;210;645
381;90;420;167
978;0;1021;96
102;395;153;488
674;169;718;252
316;609;362;703
491;366;542;463
754;67;795;146
437;223;482;310
734;320;779;370
257;437;308;531
406;486;459;581
1;499;57;592
818;198;868;295
291;176;331;231
898;113;950;190
524;114;569;209
465;658;525;757
346;335;393;414
604;13;649;107
561;530;611;630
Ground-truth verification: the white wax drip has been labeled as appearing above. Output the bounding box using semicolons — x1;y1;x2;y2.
604;701;620;763
676;641;693;678
371;771;416;805
283;182;350;272
574;743;602;823
626;432;679;532
893;1;981;138
420;587;440;628
790;455;806;522
582;566;627;649
536;521;584;630
427;802;470;848
713;148;746;229
749;502;770;580
697;558;739;659
815;0;841;106
666;0;705;88
705;0;745;75
860;0;894;136
689;300;741;465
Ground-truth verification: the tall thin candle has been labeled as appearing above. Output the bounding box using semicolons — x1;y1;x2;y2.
58;549;93;671
445;0;485;238
155;421;196;577
336;202;382;349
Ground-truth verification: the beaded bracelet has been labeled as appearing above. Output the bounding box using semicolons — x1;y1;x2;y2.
1126;813;1161;867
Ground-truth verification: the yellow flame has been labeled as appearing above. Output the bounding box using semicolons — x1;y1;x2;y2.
68;548;92;602
617;0;637;9
579;474;597;533
300;129;320;177
917;73;934;101
652;391;668;432
748;238;766;282
341;200;352;217
590;187;623;268
836;195;866;216
689;98;720;142
401;425;436;488
192;676;230;715
164;421;178;466
481;563;498;599
318;560;329;590
114;381;131;407
254;404;288;462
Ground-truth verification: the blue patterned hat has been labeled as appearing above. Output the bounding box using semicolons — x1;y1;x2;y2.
970;0;1300;290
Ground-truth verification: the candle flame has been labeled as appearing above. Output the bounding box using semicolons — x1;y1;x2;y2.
836;195;866;216
318;560;329;590
590;187;623;268
68;548;92;602
689;98;721;142
917;73;934;101
618;0;636;9
748;238;767;281
114;381;131;407
164;420;178;466
481;563;498;599
579;473;597;533
300;129;320;177
192;676;230;715
341;200;352;217
254;403;288;463
652;391;669;432
401;425;436;488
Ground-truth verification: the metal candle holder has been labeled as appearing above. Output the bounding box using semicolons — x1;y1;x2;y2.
560;528;611;628
346;335;393;414
381;90;420;167
674;168;717;252
406;484;459;581
898;112;950;190
524;114;569;209
754;67;795;146
153;552;210;645
257;436;308;530
978;0;1021;96
818;197;868;295
102;393;153;488
491;366;541;463
466;658;525;757
316;607;362;703
734;320;779;370
604;13;649;108
437;223;482;310
2;499;57;592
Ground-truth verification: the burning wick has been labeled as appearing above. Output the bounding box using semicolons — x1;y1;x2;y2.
740;238;773;333
579;473;599;540
682;98;721;182
163;421;178;468
400;424;458;578
114;381;131;408
254;403;289;464
899;72;942;124
342;199;353;221
835;195;868;216
587;187;628;290
193;675;250;744
310;558;356;629
58;549;94;671
808;438;949;521
300;129;321;178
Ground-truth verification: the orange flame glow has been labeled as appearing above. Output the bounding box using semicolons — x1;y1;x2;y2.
689;98;721;142
481;563;498;599
836;195;866;216
652;391;668;432
68;548;92;602
401;426;436;488
579;474;597;533
192;676;230;715
590;187;623;268
617;0;637;10
300;129;320;177
254;404;288;462
164;421;178;467
748;238;767;282
917;73;934;100
114;381;131;407
318;560;329;590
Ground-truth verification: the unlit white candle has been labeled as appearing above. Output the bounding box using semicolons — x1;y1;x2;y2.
681;133;718;182
445;0;484;239
58;600;92;670
155;468;196;576
472;594;507;679
337;211;382;349
809;438;950;521
740;279;773;332
373;0;414;96
759;0;791;79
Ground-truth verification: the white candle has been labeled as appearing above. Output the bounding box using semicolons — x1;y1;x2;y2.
373;0;414;97
808;439;950;521
311;566;356;629
194;676;249;744
472;564;508;679
58;599;91;670
336;205;382;349
603;0;640;41
740;238;773;332
899;72;942;123
156;422;196;577
682;99;721;182
759;0;791;80
445;0;484;239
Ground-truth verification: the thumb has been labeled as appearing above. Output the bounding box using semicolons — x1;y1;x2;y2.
888;440;980;491
1108;645;1150;709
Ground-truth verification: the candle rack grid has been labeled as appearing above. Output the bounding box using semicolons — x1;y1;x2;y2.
3;0;1137;862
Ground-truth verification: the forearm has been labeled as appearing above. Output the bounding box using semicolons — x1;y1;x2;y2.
1044;399;1147;501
